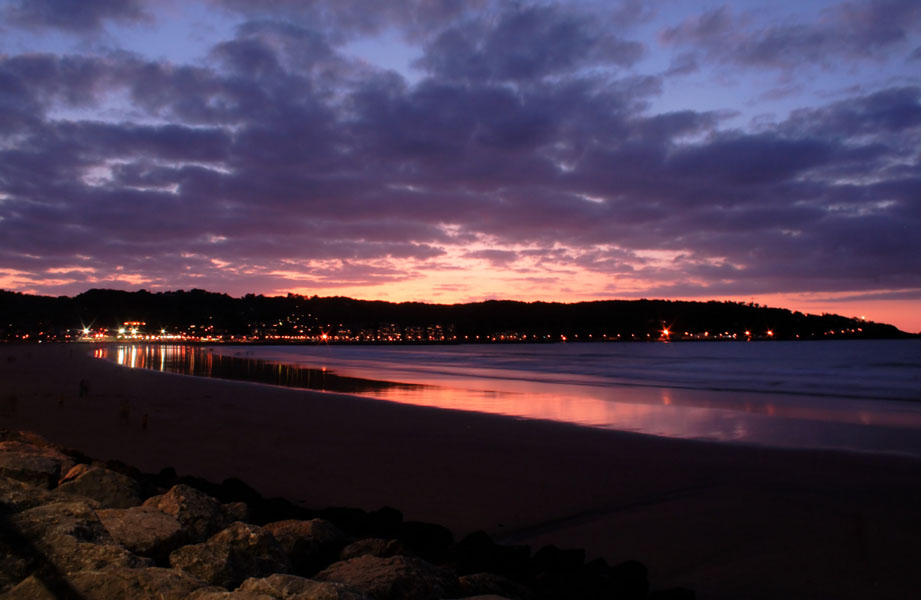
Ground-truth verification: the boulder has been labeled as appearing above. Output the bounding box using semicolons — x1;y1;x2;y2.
189;592;273;599
170;522;290;588
0;435;77;489
0;534;31;594
144;484;232;542
530;545;585;576
609;560;650;600
458;573;533;600
339;539;406;561
11;501;153;575
316;555;461;600
69;567;220;600
96;505;185;562
263;519;350;576
239;573;371;599
0;567;223;600
225;501;250;522
452;531;530;577
648;589;696;599
54;464;142;508
397;521;454;563
0;451;70;489
0;474;52;512
188;592;274;600
0;574;55;600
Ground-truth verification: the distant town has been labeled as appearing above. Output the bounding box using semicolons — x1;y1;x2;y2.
1;288;911;343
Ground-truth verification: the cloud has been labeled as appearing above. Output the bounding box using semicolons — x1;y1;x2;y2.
0;1;919;309
212;0;484;41
4;0;149;32
661;1;921;72
784;86;921;137
416;3;643;81
666;134;837;184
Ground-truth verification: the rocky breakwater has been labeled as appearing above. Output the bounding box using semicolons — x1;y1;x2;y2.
0;430;694;600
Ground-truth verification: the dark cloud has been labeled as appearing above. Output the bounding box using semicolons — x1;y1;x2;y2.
662;1;921;71
0;54;114;116
784;86;921;137
213;0;483;41
417;3;643;81
4;0;149;32
666;134;837;184
0;1;919;306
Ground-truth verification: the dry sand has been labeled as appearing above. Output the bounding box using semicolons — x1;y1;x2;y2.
1;343;919;599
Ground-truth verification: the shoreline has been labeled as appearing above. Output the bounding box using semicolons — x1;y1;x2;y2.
3;343;921;599
92;349;921;462
99;341;921;458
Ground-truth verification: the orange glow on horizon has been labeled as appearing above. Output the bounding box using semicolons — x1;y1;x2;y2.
4;251;919;334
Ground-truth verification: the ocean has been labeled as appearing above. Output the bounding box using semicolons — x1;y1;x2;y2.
101;339;921;457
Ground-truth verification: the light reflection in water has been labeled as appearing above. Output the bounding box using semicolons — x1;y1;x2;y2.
102;345;424;395
98;344;921;456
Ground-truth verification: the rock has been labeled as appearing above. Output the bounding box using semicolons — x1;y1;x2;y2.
0;533;32;594
11;501;153;575
190;592;273;599
649;589;696;599
70;567;221;600
144;484;232;542
609;560;650;600
0;474;52;512
0;574;54;600
263;519;350;576
452;531;530;577
0;431;39;446
530;545;584;575
170;521;290;588
339;539;406;561
0;450;71;489
458;573;533;600
54;464;143;508
0;567;223;600
0;434;78;486
316;555;461;600
239;573;371;599
97;505;185;562
397;521;454;563
225;501;250;522
315;507;372;536
366;507;403;539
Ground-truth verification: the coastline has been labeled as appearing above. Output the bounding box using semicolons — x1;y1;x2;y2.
2;343;920;599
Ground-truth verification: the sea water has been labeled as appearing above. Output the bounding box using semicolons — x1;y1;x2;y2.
102;340;921;457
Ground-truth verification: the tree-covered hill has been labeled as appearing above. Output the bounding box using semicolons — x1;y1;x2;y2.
0;288;909;342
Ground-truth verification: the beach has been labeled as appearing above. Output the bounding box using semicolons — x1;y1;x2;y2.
2;343;920;599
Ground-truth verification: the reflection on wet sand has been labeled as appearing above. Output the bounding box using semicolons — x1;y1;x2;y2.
98;345;424;395
97;344;921;456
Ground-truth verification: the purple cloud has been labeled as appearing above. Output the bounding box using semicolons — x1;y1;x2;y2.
417;3;643;81
4;0;149;32
661;1;921;71
0;0;919;321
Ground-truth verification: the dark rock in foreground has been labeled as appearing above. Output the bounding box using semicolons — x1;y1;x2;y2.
0;429;693;599
55;463;143;508
316;555;461;600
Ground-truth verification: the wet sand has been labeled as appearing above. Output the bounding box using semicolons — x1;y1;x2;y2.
2;343;919;599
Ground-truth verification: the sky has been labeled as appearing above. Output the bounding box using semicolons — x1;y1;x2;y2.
1;0;920;332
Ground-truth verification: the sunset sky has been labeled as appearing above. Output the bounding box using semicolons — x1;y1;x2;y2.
1;0;919;332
